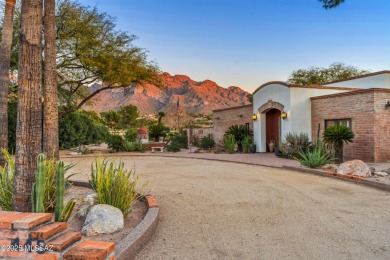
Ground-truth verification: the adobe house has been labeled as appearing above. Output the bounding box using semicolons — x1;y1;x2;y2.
213;105;253;144
251;71;390;162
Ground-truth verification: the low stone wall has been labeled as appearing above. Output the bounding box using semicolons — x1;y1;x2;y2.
0;211;115;259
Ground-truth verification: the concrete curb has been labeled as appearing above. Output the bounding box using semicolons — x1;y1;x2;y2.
70;181;159;260
283;165;390;192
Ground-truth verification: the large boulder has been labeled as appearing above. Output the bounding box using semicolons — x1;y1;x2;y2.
82;204;124;236
336;160;371;177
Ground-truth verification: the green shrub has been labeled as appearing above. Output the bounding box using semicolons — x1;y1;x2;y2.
0;149;14;210
107;134;125;152
224;134;236;154
124;128;138;142
199;135;215;150
122;141;136;152
242;135;251;153
59;111;109;149
167;141;181;152
278;132;311;158
135;141;147;152
293;144;332;168
171;134;188;149
90;157;146;215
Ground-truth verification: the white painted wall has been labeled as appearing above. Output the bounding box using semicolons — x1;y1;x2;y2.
253;84;349;152
324;73;390;89
253;84;291;152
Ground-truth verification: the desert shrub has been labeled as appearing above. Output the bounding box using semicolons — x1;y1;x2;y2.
122;141;136;152
293;143;332;168
90;157;146;215
0;149;14;210
199;135;215;150
167;141;181;152
124;128;138;142
242;135;251;153
224;134;236;154
59;111;109;149
135;141;147;152
0;151;75;212
107;134;125;152
278;132;311;158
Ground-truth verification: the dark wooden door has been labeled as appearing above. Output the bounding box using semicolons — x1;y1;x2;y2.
266;109;281;152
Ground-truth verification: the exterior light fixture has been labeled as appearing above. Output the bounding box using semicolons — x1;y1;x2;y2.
385;101;390;109
281;111;287;119
238;114;243;118
252;114;257;121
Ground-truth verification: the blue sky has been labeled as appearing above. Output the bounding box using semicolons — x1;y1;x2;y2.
78;0;390;92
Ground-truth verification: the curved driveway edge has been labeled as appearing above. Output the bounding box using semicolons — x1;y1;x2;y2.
70;181;160;260
283;165;390;192
116;195;160;260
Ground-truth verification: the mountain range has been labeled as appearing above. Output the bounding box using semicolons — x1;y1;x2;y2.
84;72;250;114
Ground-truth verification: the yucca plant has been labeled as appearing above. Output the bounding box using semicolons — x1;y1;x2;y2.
293;143;332;168
323;125;354;163
224;134;236;154
90;157;147;215
0;149;15;211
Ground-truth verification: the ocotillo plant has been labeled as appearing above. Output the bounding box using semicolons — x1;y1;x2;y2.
55;161;65;221
32;154;46;213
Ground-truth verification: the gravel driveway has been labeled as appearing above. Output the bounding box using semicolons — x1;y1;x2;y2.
64;156;390;260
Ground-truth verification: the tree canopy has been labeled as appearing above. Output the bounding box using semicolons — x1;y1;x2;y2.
287;63;370;85
1;0;160;113
319;0;345;9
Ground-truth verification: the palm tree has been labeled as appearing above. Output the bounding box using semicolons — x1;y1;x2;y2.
323;125;354;163
157;112;165;125
43;0;59;159
225;125;249;152
0;0;16;165
13;0;44;211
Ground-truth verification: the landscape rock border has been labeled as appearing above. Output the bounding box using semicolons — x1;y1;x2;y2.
283;166;390;192
70;181;159;260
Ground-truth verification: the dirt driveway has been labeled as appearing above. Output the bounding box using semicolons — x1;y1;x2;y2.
64;156;390;259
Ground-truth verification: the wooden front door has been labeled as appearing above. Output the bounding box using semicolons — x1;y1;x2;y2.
266;109;281;152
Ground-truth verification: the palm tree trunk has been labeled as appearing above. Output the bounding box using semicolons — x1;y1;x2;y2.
13;0;43;212
0;0;16;165
43;0;59;159
336;144;344;164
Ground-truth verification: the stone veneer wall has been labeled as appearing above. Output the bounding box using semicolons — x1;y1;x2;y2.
311;89;390;162
213;105;253;145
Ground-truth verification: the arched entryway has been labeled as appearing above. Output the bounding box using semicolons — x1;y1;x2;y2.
265;109;281;152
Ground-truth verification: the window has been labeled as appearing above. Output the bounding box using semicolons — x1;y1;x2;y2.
324;118;352;129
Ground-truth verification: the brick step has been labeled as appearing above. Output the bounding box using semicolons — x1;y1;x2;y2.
0;212;52;230
64;240;115;260
30;222;68;240
47;231;82;252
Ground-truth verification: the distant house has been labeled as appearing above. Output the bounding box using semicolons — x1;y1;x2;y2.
252;71;390;162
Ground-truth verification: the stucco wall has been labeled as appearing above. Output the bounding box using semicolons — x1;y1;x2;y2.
213;105;253;145
324;73;390;89
252;83;348;152
311;89;390;162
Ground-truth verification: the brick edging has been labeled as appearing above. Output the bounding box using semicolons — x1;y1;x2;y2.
71;181;159;260
282;165;390;192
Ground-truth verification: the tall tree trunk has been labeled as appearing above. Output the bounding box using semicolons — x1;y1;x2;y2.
0;0;16;165
43;0;59;159
13;0;43;212
336;144;344;164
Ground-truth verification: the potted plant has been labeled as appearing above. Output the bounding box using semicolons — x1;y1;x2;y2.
250;141;256;153
268;140;275;153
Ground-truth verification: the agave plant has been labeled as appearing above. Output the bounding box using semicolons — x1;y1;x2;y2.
323;125;354;163
224;125;249;152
